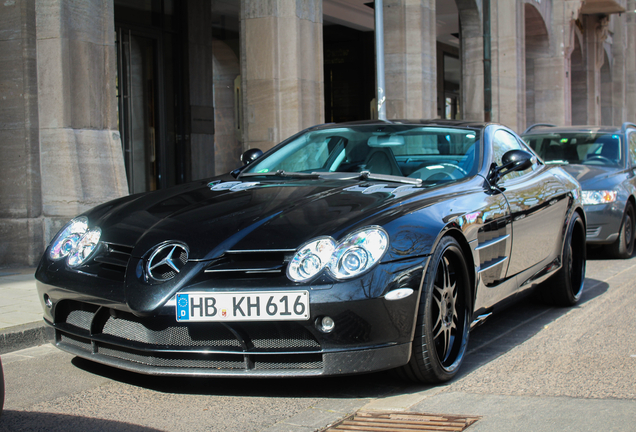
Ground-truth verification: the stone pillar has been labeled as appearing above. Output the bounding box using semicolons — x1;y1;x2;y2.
240;0;324;152
383;0;436;119
553;0;586;126
456;0;483;122
610;14;627;126
490;0;524;132
626;0;636;121
0;0;42;265
36;0;128;250
584;15;609;125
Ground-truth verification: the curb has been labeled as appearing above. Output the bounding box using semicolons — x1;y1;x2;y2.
0;322;52;355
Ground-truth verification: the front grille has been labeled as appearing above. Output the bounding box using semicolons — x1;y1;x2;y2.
54;300;323;373
90;242;134;281
204;250;293;279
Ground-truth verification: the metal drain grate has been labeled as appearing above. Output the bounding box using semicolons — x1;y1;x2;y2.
326;411;480;431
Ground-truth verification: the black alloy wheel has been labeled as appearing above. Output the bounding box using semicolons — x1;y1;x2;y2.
609;203;635;259
398;236;470;383
540;211;586;306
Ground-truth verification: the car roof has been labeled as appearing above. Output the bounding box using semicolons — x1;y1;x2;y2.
310;119;492;131
523;124;636;135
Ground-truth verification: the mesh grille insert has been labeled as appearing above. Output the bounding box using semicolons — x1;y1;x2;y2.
102;314;242;349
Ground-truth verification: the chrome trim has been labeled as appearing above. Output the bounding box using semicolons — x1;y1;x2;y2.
478;256;508;274
475;234;510;251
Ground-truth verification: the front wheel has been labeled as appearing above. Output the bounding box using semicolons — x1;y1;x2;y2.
608;203;635;259
398;236;470;383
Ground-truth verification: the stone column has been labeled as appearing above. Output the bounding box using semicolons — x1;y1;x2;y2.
240;0;324;152
382;0;436;119
584;15;609;125
36;0;128;249
457;0;484;122
0;0;42;265
490;0;524;132
626;0;636;121
610;14;627;126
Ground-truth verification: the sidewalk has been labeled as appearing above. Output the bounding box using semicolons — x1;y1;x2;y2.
0;267;50;355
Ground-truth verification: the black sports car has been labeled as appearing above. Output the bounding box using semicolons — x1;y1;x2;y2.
35;120;586;383
523;123;636;258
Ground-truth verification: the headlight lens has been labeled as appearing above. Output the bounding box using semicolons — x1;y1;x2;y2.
582;190;618;205
49;217;102;267
67;228;102;267
49;217;89;260
287;238;336;282
287;227;389;282
329;228;388;279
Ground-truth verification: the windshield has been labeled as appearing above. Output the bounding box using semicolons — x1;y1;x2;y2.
242;125;480;184
523;132;622;167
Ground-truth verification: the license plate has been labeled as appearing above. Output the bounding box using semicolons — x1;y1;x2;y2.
175;291;310;322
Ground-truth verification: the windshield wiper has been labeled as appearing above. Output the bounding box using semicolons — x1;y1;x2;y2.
321;171;423;186
239;170;322;179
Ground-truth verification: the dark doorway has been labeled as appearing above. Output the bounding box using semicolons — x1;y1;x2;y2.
115;0;187;193
323;25;375;123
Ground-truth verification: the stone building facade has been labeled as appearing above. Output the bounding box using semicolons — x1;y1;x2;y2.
0;0;634;266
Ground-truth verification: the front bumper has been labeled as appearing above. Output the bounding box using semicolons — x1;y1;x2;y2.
35;260;423;377
583;202;624;244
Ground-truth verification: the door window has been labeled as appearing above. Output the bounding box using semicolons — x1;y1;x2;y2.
492;130;535;181
628;131;636;167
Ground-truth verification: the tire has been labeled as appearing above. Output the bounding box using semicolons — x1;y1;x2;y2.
398;236;470;383
540;212;586;306
608;203;635;259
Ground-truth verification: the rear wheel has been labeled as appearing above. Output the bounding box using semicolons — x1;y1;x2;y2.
398;236;470;383
540;212;586;306
608;203;635;259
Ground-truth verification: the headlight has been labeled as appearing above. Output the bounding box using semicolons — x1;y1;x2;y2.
582;190;618;205
67;228;102;267
287;227;389;282
287;237;336;282
49;217;102;266
329;228;388;279
49;217;89;260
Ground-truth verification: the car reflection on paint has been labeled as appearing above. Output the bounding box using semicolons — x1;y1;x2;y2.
35;120;586;383
523;123;636;258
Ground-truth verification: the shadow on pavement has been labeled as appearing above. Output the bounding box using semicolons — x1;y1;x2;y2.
0;410;162;432
69;278;609;400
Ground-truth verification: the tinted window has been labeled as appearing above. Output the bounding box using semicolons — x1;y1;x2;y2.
243;125;481;184
629;131;636;167
523;132;622;167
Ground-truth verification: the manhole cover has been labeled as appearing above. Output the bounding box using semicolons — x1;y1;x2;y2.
325;411;480;431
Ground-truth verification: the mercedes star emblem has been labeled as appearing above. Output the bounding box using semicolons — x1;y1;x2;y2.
146;242;189;282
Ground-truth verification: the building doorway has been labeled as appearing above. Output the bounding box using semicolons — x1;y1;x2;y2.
115;0;187;193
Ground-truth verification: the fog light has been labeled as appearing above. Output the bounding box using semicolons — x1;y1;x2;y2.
43;294;52;308
316;316;335;333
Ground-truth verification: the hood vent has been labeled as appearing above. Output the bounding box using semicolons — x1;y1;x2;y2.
204;249;295;279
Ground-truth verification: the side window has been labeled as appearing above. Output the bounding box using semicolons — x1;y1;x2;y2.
492;129;534;181
629;132;636;167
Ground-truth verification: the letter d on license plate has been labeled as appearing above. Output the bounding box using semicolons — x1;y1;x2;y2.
176;291;310;322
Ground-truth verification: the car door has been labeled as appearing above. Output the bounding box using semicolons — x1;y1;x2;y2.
493;129;570;279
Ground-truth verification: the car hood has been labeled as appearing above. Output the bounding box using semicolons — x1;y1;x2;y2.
558;164;621;189
86;176;432;261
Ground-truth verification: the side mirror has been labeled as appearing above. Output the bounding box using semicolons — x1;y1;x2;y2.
490;149;535;184
501;149;534;172
241;148;263;165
